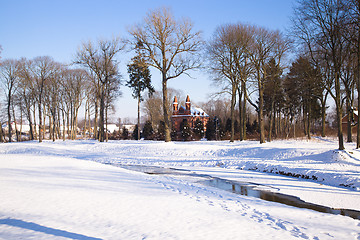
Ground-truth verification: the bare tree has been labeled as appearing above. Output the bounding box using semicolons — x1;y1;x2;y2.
62;69;88;140
104;71;122;141
17;58;37;140
292;0;349;150
0;59;20;142
344;0;360;148
207;23;255;142
75;38;125;142
246;27;289;143
31;56;58;142
129;7;203;142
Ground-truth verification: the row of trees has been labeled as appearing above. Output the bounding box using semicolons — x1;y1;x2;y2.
290;0;360;150
0;38;123;143
203;0;360;150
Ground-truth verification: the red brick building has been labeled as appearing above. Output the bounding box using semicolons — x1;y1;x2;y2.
171;95;210;138
342;110;358;134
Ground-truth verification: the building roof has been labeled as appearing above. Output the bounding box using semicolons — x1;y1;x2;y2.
173;105;209;117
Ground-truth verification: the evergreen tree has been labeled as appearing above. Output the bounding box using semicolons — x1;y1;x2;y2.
171;124;178;141
127;43;155;141
132;125;140;140
205;118;216;140
225;118;232;133
180;119;192;141
252;120;259;133
263;58;284;141
193;119;205;140
157;121;165;140
285;56;322;139
234;120;240;134
142;120;154;140
121;126;129;140
216;117;226;140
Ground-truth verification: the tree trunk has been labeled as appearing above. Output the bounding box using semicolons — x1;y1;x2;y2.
38;101;43;143
307;102;311;140
49;115;53;141
230;82;236;143
105;104;108;142
162;75;171;142
99;83;105;142
335;74;345;150
293;118;296;138
303;105;307;137
238;87;243;141
7;94;12;142
138;96;141;140
94;97;99;140
88;102;91;138
27;104;34;140
32;105;38;140
258;78;265;144
0;120;4;143
242;84;247;140
321;98;327;137
42;108;46;141
274;110;279;138
84;101;87;139
12;105;19;142
62;110;66;141
346;96;352;142
57;108;61;139
268;99;275;142
66;109;70;140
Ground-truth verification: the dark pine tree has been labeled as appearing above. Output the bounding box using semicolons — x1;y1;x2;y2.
121;126;129;140
180;119;192;141
234;120;240;134
193;118;205;140
127;42;155;141
142;120;154;140
132;125;140;140
157;121;165;140
225;118;232;133
205;118;216;140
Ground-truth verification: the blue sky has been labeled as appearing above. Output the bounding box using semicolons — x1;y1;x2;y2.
0;0;296;121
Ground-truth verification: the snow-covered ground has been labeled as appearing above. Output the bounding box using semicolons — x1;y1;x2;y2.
0;139;359;239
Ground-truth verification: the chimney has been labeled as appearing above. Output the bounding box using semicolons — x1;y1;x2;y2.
185;95;191;111
173;96;179;113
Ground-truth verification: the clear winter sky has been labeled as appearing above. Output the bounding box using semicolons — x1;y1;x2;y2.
0;0;295;122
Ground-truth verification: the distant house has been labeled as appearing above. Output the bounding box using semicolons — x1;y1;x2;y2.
171;95;209;139
2;122;37;134
121;124;136;133
342;110;358;134
106;124;119;133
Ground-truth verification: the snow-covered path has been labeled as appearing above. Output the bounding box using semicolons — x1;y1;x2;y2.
0;139;360;239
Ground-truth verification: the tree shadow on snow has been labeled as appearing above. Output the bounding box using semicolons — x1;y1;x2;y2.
0;218;102;240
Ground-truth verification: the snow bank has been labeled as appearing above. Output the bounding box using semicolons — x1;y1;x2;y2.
3;138;357;191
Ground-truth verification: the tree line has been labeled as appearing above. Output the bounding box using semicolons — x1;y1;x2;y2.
1;1;360;150
0;39;123;143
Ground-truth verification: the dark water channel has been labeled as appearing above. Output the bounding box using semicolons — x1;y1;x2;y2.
109;163;360;220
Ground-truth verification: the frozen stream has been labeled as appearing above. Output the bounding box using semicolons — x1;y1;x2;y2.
110;164;360;220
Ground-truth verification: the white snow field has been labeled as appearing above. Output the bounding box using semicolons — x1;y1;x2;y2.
0;138;360;239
